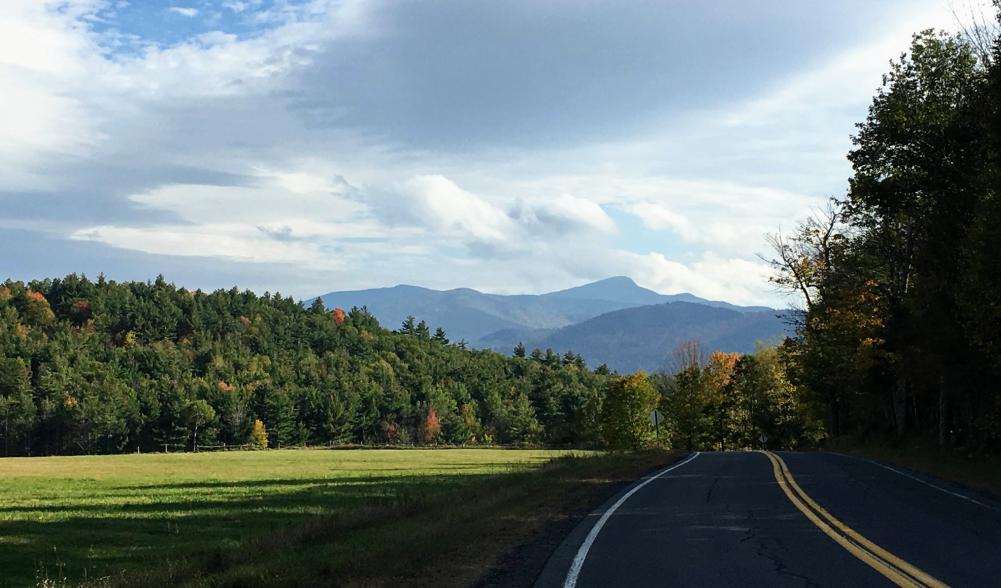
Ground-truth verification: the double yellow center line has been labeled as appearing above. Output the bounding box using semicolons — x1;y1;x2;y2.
761;451;948;588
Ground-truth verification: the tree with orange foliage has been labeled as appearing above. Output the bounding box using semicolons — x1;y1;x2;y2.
331;308;346;325
69;299;92;326
20;291;55;326
422;406;442;445
382;421;400;445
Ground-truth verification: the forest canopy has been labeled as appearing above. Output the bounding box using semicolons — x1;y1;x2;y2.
0;274;825;456
769;22;1001;451
0;274;620;454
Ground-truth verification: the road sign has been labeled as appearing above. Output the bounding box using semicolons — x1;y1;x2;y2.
650;409;664;440
649;409;664;427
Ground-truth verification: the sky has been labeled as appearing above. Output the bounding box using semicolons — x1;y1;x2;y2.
0;0;988;306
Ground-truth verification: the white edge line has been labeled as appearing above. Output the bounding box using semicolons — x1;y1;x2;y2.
830;451;999;513
562;451;701;588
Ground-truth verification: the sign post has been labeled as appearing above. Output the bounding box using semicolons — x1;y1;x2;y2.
649;409;664;441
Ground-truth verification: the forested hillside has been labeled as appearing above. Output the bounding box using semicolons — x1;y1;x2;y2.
771;25;1001;451
0;275;614;455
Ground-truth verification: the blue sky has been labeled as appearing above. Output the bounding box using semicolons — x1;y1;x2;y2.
0;0;986;305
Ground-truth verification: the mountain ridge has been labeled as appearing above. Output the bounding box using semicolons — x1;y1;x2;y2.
478;301;793;373
317;277;785;366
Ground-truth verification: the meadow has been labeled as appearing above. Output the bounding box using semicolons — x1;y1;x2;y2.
0;448;674;587
0;448;575;586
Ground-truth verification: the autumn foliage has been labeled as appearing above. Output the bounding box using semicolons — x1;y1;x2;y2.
331;307;346;325
383;421;400;445
20;290;55;325
249;419;269;450
70;299;92;326
423;407;442;445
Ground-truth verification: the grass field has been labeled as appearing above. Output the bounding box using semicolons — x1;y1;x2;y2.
0;448;676;587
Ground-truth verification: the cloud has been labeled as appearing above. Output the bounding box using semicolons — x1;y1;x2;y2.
383;174;515;245
222;1;251;13
72;223;326;265
0;1;107;188
620;202;693;239
617;251;776;307
0;0;976;306
614;179;814;254
512;193;617;236
168;6;198;18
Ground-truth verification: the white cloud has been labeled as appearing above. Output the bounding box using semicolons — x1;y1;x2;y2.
222;1;251;13
619;251;776;307
168;6;198;17
512;193;617;235
615;179;814;254
2;0;976;306
391;174;515;245
72;223;326;264
0;1;107;187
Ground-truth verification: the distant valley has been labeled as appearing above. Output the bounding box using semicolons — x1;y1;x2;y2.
318;277;792;372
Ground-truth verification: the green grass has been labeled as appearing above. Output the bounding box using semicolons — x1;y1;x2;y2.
0;448;596;587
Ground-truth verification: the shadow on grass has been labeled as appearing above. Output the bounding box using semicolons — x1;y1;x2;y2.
5;452;675;588
0;474;475;588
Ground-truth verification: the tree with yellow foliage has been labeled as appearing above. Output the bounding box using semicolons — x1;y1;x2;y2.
248;419;268;450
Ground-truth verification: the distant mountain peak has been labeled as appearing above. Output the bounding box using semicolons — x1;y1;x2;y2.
592;275;639;286
544;275;663;304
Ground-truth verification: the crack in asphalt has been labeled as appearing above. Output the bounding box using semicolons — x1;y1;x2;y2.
705;475;721;504
737;501;823;588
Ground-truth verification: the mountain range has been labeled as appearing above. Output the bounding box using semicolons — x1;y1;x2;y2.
318;277;792;372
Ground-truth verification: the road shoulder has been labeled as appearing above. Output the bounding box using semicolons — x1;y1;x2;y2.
531;452;695;588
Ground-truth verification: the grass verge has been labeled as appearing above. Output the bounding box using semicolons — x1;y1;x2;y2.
828;438;1001;498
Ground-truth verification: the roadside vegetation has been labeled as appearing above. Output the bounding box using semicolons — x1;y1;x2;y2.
0;447;677;587
830;438;1001;499
768;14;1001;454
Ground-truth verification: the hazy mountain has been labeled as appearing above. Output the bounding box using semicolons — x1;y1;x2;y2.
543;276;773;313
317;276;776;345
542;276;665;305
479;302;794;373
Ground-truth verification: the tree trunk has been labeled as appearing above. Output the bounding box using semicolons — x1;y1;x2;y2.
938;375;948;448
892;377;907;437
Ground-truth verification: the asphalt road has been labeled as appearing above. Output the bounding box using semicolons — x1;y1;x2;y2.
536;451;1001;587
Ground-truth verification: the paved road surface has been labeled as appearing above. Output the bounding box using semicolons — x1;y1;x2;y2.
537;451;1001;587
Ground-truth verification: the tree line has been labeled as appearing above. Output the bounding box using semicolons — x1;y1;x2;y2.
0;274;826;455
769;16;1001;451
0;275;617;455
